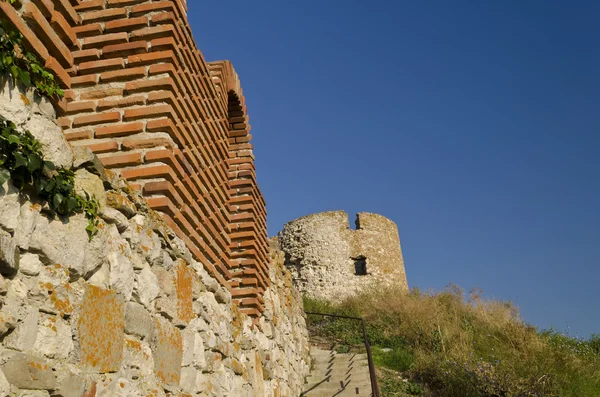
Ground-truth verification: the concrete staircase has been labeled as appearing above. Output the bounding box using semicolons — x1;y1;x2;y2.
301;346;373;396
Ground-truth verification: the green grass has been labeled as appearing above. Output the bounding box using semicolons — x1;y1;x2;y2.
304;285;600;397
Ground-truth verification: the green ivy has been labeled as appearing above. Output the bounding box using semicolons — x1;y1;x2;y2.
0;116;100;239
0;19;64;98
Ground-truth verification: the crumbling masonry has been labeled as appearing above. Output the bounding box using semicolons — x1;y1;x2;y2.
276;211;409;301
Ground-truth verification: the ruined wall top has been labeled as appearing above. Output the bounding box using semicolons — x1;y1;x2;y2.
276;211;409;301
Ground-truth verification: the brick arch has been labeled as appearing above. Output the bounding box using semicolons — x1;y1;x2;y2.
208;61;270;317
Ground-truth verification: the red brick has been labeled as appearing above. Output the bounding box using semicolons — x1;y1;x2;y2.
73;112;121;127
122;137;174;150
75;0;104;11
95;122;144;138
98;96;146;110
71;74;99;87
82;32;128;49
102;41;148;57
123;105;173;121
64;130;93;141
100;152;143;167
66;101;97;114
81;8;127;22
80;88;124;100
22;3;73;67
79;58;125;73
105;16;148;32
86;141;119;153
73;23;102;37
100;66;146;82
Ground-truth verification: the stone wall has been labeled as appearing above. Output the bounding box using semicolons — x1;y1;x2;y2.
0;81;310;396
276;211;409;301
0;0;269;317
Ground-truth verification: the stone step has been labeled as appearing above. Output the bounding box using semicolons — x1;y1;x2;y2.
304;347;373;397
310;361;370;373
301;381;373;397
311;356;369;364
305;372;372;385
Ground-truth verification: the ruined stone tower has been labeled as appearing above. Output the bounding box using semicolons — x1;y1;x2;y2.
276;211;409;301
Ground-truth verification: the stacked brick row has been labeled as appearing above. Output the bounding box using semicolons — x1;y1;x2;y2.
209;61;270;315
0;0;269;316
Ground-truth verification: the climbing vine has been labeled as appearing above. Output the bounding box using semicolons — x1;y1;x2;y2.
0;117;100;239
0;18;63;98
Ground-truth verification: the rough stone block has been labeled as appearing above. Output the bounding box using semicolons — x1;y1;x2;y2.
74;168;106;209
78;285;124;373
4;307;39;351
0;351;56;390
0;181;20;233
152;316;182;386
0;229;19;276
29;214;88;278
20;252;42;276
175;260;194;324
133;265;160;308
124;301;154;340
0;311;16;337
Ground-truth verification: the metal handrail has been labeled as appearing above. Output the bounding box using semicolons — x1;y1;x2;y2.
304;311;380;397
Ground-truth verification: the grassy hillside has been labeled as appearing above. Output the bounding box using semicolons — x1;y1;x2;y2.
304;285;600;397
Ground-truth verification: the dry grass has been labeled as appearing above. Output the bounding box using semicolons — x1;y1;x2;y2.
304;285;600;397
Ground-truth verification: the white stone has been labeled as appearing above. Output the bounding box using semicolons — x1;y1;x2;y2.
0;181;20;232
0;229;18;276
133;266;160;308
192;332;206;369
32;314;73;359
14;202;41;250
100;207;129;232
24;113;73;169
181;328;195;367
96;377;135;397
29;214;88;278
107;248;134;301
4;307;39;351
0;312;16;337
19;253;42;276
0;77;31;125
180;367;197;394
87;263;109;289
0;369;9;397
16;390;50;397
124;302;154;340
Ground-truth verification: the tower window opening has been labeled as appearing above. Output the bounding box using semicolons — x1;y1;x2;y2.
353;256;368;276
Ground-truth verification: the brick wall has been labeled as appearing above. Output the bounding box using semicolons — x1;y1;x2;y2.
0;0;269;316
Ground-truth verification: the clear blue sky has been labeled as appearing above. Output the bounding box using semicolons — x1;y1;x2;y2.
191;1;600;337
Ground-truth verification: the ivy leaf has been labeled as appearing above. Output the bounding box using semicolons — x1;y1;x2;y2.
9;65;18;78
67;196;77;213
44;160;56;171
27;153;41;172
52;192;64;209
14;152;27;168
44;179;55;192
0;168;10;185
7;134;19;145
19;71;30;86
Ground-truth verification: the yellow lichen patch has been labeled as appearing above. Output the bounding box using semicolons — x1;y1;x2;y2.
20;93;30;106
174;260;194;324
153;317;182;386
78;284;125;373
